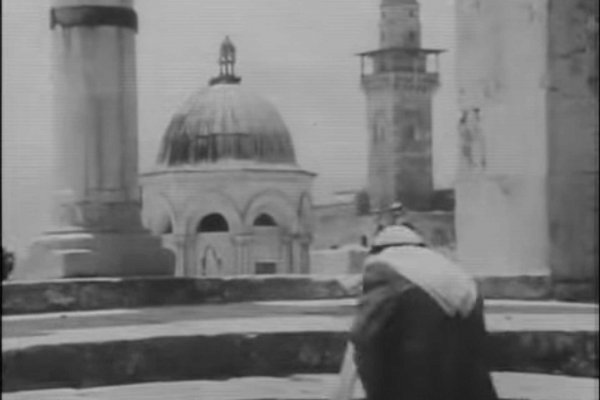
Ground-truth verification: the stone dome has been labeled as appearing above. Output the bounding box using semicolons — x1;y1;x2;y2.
157;82;297;167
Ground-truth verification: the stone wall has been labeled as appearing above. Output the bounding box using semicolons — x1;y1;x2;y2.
312;202;455;251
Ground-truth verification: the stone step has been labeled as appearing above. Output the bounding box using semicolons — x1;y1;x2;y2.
2;300;597;392
3;274;569;316
3;373;598;400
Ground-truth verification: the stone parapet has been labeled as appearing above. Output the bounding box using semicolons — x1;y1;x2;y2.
4;274;595;315
1;274;575;315
1;276;361;315
361;71;439;93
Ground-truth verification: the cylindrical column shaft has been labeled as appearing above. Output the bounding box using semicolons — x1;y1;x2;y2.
15;0;175;280
51;0;140;230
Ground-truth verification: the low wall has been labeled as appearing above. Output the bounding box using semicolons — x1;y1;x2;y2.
1;274;568;315
312;206;455;251
3;329;597;392
1;276;361;315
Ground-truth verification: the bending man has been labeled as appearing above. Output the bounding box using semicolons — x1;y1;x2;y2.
349;225;498;400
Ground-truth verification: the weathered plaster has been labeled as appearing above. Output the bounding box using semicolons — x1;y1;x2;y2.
455;0;598;287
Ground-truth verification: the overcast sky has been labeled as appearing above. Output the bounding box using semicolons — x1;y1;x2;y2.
2;0;456;253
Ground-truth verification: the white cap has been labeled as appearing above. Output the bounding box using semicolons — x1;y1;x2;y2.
372;225;424;247
387;201;405;212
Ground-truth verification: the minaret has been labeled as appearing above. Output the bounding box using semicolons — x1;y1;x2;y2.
359;0;443;211
18;0;174;279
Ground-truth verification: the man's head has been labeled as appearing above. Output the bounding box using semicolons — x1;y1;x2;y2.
369;225;425;254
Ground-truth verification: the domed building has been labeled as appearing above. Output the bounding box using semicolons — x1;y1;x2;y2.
141;38;315;277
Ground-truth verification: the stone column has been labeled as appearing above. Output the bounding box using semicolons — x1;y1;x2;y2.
279;234;293;273
297;234;312;275
455;0;598;299
171;234;188;277
455;0;550;278
545;0;598;298
18;0;174;280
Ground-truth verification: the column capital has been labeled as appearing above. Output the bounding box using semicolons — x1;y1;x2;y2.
51;2;138;32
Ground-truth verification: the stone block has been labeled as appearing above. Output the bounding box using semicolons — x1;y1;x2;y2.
476;275;552;300
552;282;599;303
16;232;175;281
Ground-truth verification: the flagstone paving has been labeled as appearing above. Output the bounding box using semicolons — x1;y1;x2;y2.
3;372;598;400
3;299;597;349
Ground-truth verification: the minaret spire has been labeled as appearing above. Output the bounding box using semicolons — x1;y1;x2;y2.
380;0;421;48
210;36;242;85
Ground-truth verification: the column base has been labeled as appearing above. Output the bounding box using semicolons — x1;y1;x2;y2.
15;231;175;280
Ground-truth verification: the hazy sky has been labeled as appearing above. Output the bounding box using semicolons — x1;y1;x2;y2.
2;0;456;253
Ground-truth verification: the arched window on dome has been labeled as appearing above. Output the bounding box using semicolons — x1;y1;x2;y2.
253;213;277;227
197;213;229;233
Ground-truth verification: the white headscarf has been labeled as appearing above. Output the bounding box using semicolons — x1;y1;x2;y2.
367;226;478;318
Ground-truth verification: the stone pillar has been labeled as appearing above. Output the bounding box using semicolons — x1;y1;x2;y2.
297;234;312;275
280;234;293;273
170;234;188;277
17;0;174;280
546;0;598;298
455;0;598;299
183;235;198;277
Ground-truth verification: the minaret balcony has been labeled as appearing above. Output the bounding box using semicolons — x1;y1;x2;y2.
361;70;440;92
358;46;444;81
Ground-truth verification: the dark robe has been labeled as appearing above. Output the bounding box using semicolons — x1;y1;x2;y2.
349;261;499;400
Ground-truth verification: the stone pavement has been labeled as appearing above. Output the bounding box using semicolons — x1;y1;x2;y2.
3;299;597;350
3;373;598;400
2;299;597;392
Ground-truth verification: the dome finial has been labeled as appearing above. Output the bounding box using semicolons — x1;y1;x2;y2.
210;36;242;86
